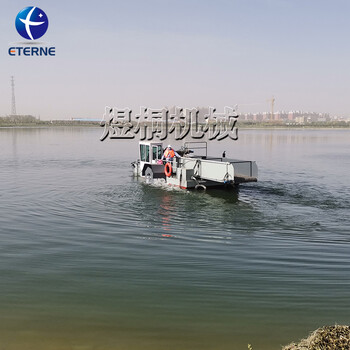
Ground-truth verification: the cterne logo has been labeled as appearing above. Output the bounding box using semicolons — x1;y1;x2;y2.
9;6;55;57
15;7;49;40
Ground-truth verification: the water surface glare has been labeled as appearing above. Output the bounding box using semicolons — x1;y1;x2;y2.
0;127;349;349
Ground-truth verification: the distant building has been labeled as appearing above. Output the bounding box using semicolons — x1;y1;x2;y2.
211;109;335;124
295;116;305;124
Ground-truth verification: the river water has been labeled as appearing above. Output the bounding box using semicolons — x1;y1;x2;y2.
0;127;349;350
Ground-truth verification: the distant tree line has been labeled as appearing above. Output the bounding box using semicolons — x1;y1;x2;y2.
0;114;348;128
0;115;99;126
0;115;42;125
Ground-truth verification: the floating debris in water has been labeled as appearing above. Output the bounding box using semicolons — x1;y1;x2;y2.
283;325;350;350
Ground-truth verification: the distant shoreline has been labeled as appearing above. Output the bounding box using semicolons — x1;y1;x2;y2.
0;122;349;130
0;122;100;128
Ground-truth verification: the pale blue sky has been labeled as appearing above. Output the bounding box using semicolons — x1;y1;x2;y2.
1;0;349;119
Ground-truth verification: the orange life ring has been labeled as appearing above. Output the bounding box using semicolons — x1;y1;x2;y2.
164;162;172;177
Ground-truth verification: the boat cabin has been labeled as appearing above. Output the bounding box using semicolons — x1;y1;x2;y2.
139;142;163;164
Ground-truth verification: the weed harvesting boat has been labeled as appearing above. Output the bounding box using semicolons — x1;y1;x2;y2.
131;141;257;190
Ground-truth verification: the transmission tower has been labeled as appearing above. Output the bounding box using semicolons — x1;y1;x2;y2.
11;76;17;116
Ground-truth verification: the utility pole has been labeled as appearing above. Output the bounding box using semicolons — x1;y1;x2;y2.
11;76;17;116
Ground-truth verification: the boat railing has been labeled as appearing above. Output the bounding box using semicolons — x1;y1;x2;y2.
183;141;207;158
